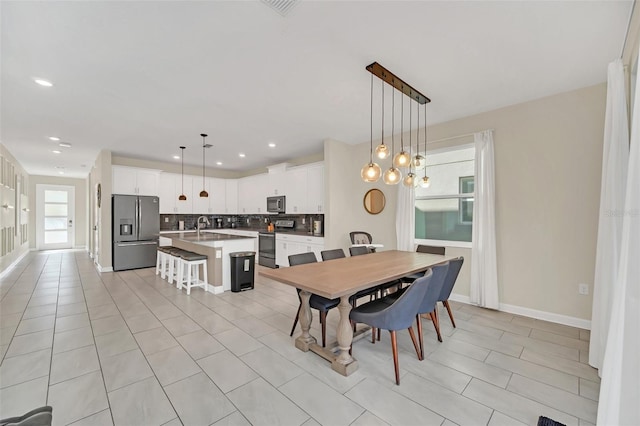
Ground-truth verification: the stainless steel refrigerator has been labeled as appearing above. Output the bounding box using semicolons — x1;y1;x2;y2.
112;195;159;271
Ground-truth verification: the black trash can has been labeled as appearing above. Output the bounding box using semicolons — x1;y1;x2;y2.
230;251;255;292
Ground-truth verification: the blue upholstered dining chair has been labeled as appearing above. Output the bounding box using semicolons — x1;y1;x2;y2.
288;252;340;348
349;270;433;385
438;257;464;328
321;248;380;310
401;244;446;283
384;262;450;357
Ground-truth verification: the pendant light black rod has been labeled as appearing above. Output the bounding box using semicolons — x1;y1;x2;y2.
370;73;374;163
366;62;431;104
381;79;385;149
391;80;395;149
424;105;428;178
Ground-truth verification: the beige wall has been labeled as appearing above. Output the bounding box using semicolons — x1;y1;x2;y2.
28;176;88;249
329;83;606;322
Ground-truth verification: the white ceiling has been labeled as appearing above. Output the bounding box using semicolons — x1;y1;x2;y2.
1;0;632;178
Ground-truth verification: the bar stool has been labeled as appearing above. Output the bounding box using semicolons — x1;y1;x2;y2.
156;246;176;279
167;248;187;285
176;251;209;295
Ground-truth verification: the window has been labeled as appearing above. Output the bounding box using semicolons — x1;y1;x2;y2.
415;145;475;244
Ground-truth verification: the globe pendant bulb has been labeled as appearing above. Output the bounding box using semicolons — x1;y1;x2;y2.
419;176;431;188
412;154;426;171
403;172;416;187
383;167;401;185
361;162;381;182
375;143;390;160
393;151;411;168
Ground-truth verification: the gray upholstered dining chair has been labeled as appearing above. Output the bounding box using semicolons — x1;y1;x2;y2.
401;244;446;283
438;256;464;328
288;252;339;348
349;245;371;256
349;270;433;385
384;261;450;354
321;248;380;312
320;248;346;261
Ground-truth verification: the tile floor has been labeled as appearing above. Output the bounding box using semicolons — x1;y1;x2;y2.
0;250;600;426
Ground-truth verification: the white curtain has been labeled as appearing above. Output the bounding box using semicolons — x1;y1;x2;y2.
396;183;415;251
589;59;629;373
470;130;499;309
597;60;640;425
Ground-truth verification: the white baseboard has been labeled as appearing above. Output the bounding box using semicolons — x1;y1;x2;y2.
0;250;30;279
210;285;225;295
449;294;591;330
96;263;113;273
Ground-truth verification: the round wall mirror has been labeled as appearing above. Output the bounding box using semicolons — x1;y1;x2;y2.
363;189;386;215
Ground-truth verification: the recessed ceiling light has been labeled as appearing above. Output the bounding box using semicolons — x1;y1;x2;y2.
34;78;53;87
268;143;276;148
49;136;60;141
173;155;180;160
216;161;222;166
52;150;61;154
58;142;72;148
239;153;246;158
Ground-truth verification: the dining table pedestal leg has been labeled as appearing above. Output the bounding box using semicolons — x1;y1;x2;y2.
295;290;317;351
331;295;359;376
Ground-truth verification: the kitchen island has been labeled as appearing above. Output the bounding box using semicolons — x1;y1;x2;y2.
161;231;256;293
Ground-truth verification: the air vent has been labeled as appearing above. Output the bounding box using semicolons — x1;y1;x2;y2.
261;0;299;17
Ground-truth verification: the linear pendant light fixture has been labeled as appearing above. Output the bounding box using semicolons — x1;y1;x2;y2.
178;146;187;201
199;133;211;198
363;62;431;186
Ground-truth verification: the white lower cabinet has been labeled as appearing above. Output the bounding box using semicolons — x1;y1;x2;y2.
275;234;324;267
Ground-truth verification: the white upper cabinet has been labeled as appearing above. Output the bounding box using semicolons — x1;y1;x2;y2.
285;167;307;214
209;178;226;214
159;173;192;214
267;164;288;196
238;174;267;214
306;163;324;214
112;166;160;196
191;176;210;214
225;180;238;214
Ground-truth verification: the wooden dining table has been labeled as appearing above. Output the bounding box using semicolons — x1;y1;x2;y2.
259;250;454;376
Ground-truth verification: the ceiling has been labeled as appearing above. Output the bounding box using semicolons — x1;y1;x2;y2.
1;1;632;179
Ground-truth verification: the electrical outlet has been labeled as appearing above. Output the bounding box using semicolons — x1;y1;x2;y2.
164;217;168;222
302;218;305;225
579;283;589;295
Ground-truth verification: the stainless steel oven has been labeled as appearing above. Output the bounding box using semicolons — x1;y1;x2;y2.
258;232;276;268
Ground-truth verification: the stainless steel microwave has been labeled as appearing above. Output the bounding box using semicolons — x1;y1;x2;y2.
267;196;286;213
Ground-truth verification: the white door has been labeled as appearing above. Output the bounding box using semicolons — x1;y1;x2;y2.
37;184;75;250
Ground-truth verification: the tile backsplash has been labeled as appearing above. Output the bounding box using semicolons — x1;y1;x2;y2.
160;213;324;235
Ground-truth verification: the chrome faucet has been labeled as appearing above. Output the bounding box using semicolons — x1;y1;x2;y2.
197;216;210;236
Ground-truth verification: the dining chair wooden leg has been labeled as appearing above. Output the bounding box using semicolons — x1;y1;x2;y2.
407;326;422;361
371;327;376;344
416;314;424;360
320;310;327;348
390;330;400;385
429;311;443;342
443;300;456;327
290;304;301;337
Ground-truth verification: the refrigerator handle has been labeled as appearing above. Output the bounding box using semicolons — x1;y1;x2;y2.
137;198;142;240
